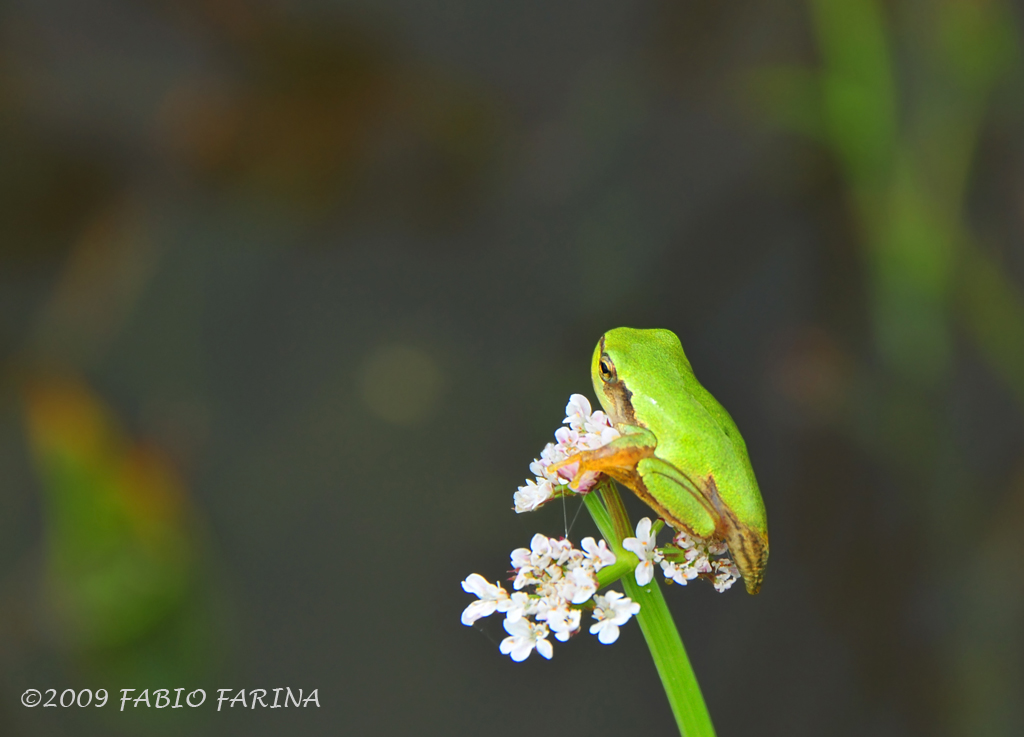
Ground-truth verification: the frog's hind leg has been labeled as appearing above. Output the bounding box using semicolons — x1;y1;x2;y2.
634;457;718;539
704;476;769;595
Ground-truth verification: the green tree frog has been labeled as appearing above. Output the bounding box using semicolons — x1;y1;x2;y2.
551;327;769;594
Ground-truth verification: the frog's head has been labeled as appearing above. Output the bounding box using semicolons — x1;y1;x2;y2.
590;327;687;426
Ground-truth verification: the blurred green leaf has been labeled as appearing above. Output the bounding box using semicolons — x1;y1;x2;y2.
23;378;220;689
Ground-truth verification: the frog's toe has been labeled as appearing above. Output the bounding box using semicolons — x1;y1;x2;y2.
548;452;581;474
546;455;574;473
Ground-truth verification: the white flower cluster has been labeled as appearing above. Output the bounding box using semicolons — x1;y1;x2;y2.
461;533;639;661
513;395;620;513
623;518;740;593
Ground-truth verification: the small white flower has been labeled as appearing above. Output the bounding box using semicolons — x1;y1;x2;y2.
511;534;557;589
661;559;698;586
621;517;662;586
564;394;593;431
538;605;581;642
539;441;564;466
529;532;553;558
510;545;530;570
524;533;554;566
589;591;640;645
712;558;740;592
529;459;559;485
565;566;598;604
499;617;553;661
511;564;536;591
460;574;511;625
514;478;554;513
504;591;534;623
547;537;575;566
581;537;616;570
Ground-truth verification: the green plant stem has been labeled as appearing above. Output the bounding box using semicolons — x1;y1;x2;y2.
584;482;716;737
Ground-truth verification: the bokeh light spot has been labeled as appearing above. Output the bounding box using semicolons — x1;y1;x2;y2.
360;344;444;426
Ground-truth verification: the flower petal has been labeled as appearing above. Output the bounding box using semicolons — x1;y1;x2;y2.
634;560;654;586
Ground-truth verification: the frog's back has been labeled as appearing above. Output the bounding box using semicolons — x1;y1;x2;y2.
601;328;767;538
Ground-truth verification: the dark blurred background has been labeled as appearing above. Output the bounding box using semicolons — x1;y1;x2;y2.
1;1;1023;735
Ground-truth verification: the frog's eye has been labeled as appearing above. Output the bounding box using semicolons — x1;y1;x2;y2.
598;355;616;383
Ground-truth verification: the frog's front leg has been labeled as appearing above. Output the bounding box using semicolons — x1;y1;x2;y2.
547;423;657;491
550;424;719;540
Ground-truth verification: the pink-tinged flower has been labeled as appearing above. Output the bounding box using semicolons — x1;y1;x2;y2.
460;574;511;625
621;517;662;586
553;426;582;452
589;591;640;645
584;410;615;435
551;461;579;487
499;617;553;661
572;469;603;493
522;399;622;498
